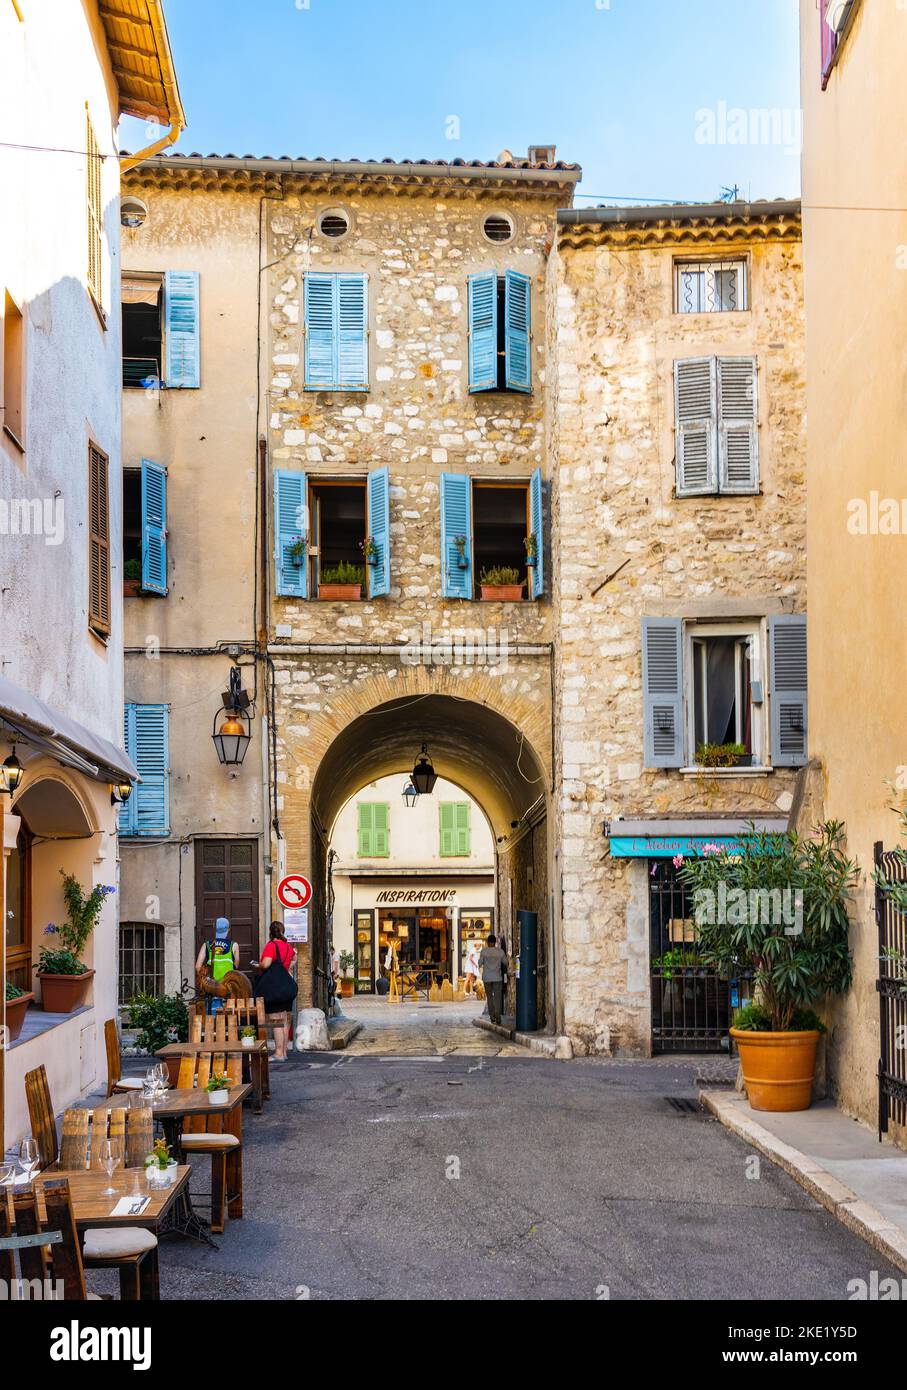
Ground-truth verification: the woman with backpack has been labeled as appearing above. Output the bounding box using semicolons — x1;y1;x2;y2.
255;920;298;1061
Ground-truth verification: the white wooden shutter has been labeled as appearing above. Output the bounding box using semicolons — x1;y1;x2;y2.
674;358;717;496
718;357;759;493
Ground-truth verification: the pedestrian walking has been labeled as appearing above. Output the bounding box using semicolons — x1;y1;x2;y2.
478;933;509;1024
255;921;298;1061
464;939;481;995
195;916;238;1014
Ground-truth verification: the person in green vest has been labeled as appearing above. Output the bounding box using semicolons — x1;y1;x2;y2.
195;916;239;1014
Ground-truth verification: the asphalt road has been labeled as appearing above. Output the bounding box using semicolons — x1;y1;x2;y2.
129;1051;900;1302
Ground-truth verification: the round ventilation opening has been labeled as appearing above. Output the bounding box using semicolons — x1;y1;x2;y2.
319;211;350;239
483;213;514;244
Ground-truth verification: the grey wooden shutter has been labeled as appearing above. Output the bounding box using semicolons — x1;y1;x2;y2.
642;617;685;768
674;357;717;495
718;357;759;493
769;615;808;767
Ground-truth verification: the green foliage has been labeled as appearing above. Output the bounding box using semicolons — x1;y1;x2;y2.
289;536;307;562
676;821;857;1032
43;871;115;966
524;534;538;562
125;992;189;1054
651;948;701;980
240;1026;257;1038
37;948;88;977
5;980;25;1001
732;1001;827;1034
123;558;142;582
695;742;747;768
339;950;355;975
205;1073;231;1093
320;562;364;586
480;566;522;586
144;1138;173;1170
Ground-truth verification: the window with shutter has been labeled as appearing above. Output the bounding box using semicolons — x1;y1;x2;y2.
163;271;200;389
769;616;808;767
469;271;533;394
674;358;717;496
367;466;391;598
717;357;759;493
121;704;170;837
140;459;168;595
440;804;471;857
440;473;473;599
468;271;497;392
88;443;110;637
274;470;308;598
358;803;389;857
86;114;103;309
642;618;685;768
504;270;532;393
304;273;368;390
528;467;545;600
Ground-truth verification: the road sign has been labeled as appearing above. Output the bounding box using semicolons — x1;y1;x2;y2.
277;874;313;910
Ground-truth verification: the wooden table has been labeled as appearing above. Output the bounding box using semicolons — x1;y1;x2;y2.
4;1166;191;1232
108;1085;250;1152
156;1040;270;1113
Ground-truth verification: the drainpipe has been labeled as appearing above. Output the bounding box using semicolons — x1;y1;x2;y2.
119;2;185;173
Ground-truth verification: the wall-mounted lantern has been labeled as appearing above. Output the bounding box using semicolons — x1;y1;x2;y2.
2;749;23;796
212;667;253;767
110;778;133;807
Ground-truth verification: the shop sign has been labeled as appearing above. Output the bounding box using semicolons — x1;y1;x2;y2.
610;835;750;859
375;889;458;905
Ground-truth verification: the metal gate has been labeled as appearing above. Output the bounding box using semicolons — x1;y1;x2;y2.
874;841;907;1137
649;861;732;1053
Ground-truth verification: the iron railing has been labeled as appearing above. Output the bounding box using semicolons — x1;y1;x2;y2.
875;841;907;1137
649;861;733;1053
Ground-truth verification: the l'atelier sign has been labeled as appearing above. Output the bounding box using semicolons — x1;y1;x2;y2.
375;889;458;905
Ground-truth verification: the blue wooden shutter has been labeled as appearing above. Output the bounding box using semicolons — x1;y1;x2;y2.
529;466;545;600
367;465;391;598
440;473;473;599
163;271;200;389
125;704;170;836
468;271;497;392
119;705;137;836
642;618;685;768
769;615;808;767
304;273;337;389
504;270;531;392
338;274;368;389
141;459;168;595
717;357;759;494
274;470;307;598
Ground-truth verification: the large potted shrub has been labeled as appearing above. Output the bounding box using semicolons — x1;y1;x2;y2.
5;980;34;1042
125;991;190;1084
676;822;857;1112
35;873;116;1013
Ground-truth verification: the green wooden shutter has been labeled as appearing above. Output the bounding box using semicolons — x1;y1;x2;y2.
455;802;470;856
373;803;390;857
439;802;455;857
357;803;373;857
163;271;200;389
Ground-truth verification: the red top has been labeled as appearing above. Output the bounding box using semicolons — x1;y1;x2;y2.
261;938;295;969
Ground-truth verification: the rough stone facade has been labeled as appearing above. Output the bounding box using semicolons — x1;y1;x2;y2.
548;208;807;1055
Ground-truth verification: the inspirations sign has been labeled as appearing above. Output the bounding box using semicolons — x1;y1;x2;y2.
375;888;458;905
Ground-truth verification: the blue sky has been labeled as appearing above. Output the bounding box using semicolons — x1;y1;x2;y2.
121;0;802;204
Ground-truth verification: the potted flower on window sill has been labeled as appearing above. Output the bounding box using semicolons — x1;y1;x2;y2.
318;563;364;601
205;1073;231;1106
35;873;115;1014
144;1138;178;1187
676;822;858;1112
479;567;524;602
339;951;356;998
360;536;379;568
453;534;469;570
288;536;307;569
123;558;143;598
5;980;34;1042
695;742;754;769
240;1026;257;1050
524;534;538;569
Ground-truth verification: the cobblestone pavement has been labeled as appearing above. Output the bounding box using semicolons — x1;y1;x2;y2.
338;996;530;1057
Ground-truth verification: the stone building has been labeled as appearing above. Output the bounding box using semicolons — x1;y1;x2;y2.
547;201;807;1055
119;152;580;1023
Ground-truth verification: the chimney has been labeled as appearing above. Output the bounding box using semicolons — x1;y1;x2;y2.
528;144;557;166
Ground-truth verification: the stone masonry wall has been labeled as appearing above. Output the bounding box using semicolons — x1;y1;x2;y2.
549;223;807;1055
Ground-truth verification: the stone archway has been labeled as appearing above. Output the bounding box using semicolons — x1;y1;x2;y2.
271;659;554;1022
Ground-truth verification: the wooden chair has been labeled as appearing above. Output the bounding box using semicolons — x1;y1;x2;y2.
24;1065;59;1172
175;1052;243;1234
104;1018;144;1097
1;1179;104;1301
224;996;267;1040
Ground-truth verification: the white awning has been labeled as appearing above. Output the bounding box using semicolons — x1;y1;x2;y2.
0;675;139;785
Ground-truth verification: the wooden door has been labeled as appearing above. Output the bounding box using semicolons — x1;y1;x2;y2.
195;840;259;974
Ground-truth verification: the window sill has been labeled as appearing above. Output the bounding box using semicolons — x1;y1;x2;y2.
8;1002;93;1051
89;625;111;649
674;490;762;500
2;424;25;454
679;766;772;777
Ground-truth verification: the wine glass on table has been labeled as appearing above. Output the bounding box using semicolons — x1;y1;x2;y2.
18;1138;39;1189
98;1138;121;1196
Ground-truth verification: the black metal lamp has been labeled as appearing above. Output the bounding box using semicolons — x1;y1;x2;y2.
411;744;438;796
110;778;133;807
402;782;419;809
2;749;23;796
213;708;252;766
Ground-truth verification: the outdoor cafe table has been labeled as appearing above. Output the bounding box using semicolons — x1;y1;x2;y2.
108;1084;251;1154
4;1165;191;1234
156;1039;270;1113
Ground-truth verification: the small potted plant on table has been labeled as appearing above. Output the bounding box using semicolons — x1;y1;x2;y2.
144;1138;178;1188
677;822;858;1112
318;563;364;601
479;566;524;602
206;1073;231;1106
4;980;34;1042
240;1025;257;1050
35;873;115;1014
123;558;143;597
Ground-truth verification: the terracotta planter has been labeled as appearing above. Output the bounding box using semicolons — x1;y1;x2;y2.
123;578;142;598
731;1028;820;1112
318;584;362;601
340;978;354;998
36;969;95;1014
480;584;524;601
4;991;34;1041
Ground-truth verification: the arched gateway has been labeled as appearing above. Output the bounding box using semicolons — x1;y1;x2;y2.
269;661;556;1027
